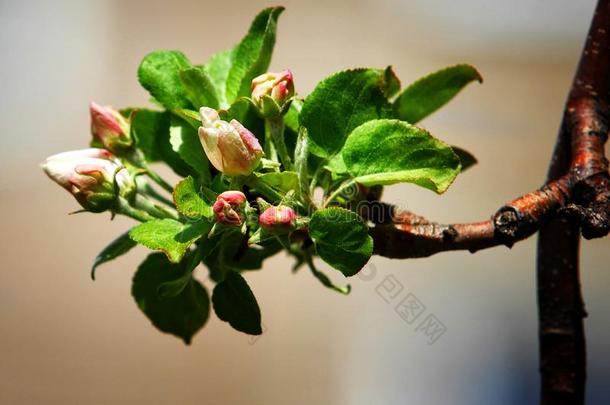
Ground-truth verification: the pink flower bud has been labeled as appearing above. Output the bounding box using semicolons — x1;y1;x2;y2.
259;206;297;233
198;107;263;176
90;102;132;153
41;148;135;212
251;70;295;109
213;191;247;226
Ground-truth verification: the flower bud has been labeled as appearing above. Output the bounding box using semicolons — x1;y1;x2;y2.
198;107;263;176
213;191;247;226
41;148;136;212
90;102;132;153
259;205;297;233
251;70;294;116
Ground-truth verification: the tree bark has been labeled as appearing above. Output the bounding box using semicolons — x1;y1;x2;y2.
537;1;610;403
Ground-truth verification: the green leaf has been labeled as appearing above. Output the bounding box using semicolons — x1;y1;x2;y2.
300;68;393;157
169;116;211;183
132;253;209;344
256;171;299;193
129;219;212;263
325;154;348;174
202;230;244;282
138;50;193;110
342;119;461;193
156;272;192;299
309;207;373;277
131;109;193;176
283;98;302;133
393;64;482;123
212;271;262;335
202;49;233;108
131;109;165;163
91;231;137;280
225;7;284;103
452;146;478;172
173;176;214;219
157;247;204;299
222;97;250;122
179;67;220;109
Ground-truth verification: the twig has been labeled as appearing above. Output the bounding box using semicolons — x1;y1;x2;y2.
369;175;573;258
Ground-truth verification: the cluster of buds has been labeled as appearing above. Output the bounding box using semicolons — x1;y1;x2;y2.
250;70;294;117
41;148;135;212
212;190;298;236
89;102;132;154
198;107;264;176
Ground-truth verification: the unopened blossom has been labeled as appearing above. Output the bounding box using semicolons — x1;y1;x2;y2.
259;205;297;233
198;107;263;176
251;70;294;115
213;191;247;226
90;102;132;153
41;148;135;212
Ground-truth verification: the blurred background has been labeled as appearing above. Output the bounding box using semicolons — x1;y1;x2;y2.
1;0;609;404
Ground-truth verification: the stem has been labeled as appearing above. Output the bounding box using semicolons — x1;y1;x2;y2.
265;117;289;167
114;197;156;222
134;195;180;220
140;180;175;206
309;161;326;197
273;234;292;251
146;169;174;193
323;179;356;208
304;251;351;295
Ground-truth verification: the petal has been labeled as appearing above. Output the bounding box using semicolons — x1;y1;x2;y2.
217;191;247;205
230;120;262;154
198;126;224;172
45;148;114;162
90;101;123;135
199;107;219;127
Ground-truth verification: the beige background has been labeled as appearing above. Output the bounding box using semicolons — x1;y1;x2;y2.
1;0;609;404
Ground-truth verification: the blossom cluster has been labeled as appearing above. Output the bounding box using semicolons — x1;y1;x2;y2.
42;70;296;230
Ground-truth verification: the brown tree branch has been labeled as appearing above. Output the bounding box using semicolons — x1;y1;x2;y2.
537;1;610;404
369;4;610;259
369;175;574;258
367;2;610;405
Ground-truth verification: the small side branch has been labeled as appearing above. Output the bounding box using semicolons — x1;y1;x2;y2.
369;175;573;258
